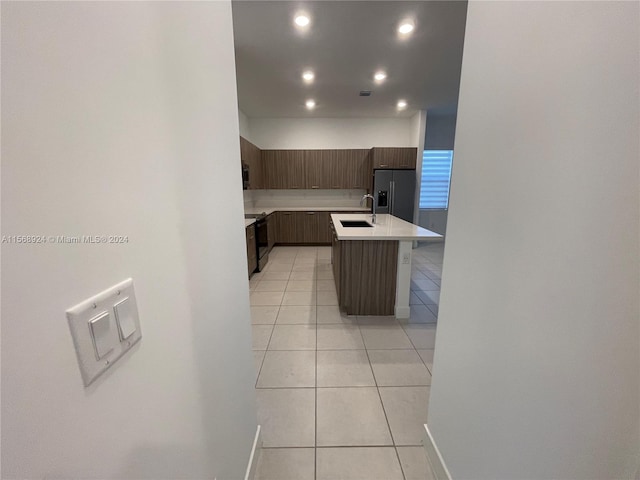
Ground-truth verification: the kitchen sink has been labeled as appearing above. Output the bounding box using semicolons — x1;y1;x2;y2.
340;220;373;228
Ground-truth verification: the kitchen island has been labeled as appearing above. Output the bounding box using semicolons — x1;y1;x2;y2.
330;213;442;318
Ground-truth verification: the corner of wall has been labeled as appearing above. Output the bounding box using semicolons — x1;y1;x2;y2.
412;110;427;226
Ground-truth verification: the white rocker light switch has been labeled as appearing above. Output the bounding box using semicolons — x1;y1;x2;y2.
114;297;136;340
89;311;114;359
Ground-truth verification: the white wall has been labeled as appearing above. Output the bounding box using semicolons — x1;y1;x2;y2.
424;111;457;150
428;1;639;479
1;3;257;479
418;210;448;235
411;111;427;226
249;117;414;149
410;111;426;148
238;108;251;140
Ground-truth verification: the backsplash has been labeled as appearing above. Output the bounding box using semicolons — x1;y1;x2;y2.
243;190;254;208
251;189;366;208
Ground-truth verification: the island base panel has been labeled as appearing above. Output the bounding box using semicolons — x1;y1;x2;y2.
335;240;398;316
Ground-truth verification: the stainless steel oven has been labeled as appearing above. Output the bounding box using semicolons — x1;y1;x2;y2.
245;212;269;271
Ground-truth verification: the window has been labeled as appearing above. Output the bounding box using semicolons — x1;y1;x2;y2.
419;150;453;209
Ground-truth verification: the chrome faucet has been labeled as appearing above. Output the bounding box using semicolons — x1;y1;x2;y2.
360;194;376;224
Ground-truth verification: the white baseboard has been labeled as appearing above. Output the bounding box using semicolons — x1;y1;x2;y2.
244;424;262;480
422;423;452;480
395;305;411;319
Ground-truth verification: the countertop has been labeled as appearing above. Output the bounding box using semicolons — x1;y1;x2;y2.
245;206;369;216
330;213;443;241
245;218;256;227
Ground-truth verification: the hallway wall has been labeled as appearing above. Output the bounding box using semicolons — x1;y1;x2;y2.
1;2;256;479
428;1;640;478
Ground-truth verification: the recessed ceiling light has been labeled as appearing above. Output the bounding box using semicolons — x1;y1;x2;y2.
294;14;310;27
397;99;408;109
398;20;415;35
306;99;316;109
374;71;387;82
302;70;315;83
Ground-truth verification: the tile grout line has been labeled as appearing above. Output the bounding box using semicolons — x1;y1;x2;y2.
255;300;284;388
314;252;318;480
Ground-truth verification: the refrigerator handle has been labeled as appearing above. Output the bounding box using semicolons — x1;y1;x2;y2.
390;180;395;216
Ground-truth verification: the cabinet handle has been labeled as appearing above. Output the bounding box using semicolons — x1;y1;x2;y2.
379;164;388;167
307;212;316;215
311;186;319;189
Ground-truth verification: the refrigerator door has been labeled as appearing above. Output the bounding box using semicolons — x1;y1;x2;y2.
390;170;416;223
373;170;393;215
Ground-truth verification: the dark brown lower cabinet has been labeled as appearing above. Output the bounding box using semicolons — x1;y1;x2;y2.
275;212;298;243
275;210;339;245
331;233;398;315
317;212;332;243
246;224;257;277
300;212;318;243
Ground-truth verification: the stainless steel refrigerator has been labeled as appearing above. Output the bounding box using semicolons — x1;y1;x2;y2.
373;170;416;223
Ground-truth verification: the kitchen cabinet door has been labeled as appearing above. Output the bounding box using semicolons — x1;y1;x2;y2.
371;147;417;170
262;150;305;189
240;136;262;189
275;211;334;244
301;212;320;243
248;140;262;189
276;211;296;243
333;149;371;189
260;150;278;189
317;211;332;243
304;150;332;189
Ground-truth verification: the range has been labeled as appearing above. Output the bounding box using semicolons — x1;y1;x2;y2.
244;212;269;272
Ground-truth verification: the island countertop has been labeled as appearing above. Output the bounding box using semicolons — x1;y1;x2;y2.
330;213;443;241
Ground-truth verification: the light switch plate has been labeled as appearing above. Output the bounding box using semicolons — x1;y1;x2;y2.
66;278;142;387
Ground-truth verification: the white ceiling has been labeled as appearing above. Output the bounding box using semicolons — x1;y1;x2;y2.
232;1;468;118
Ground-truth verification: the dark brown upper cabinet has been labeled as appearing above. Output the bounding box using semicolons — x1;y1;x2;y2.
304;150;333;189
239;136;262;189
371;147;418;170
248;145;414;190
332;149;371;189
262;150;305;189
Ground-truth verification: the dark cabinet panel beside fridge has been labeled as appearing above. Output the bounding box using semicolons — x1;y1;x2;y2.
373;169;416;223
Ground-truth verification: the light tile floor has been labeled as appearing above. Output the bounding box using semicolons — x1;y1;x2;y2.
250;242;444;480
